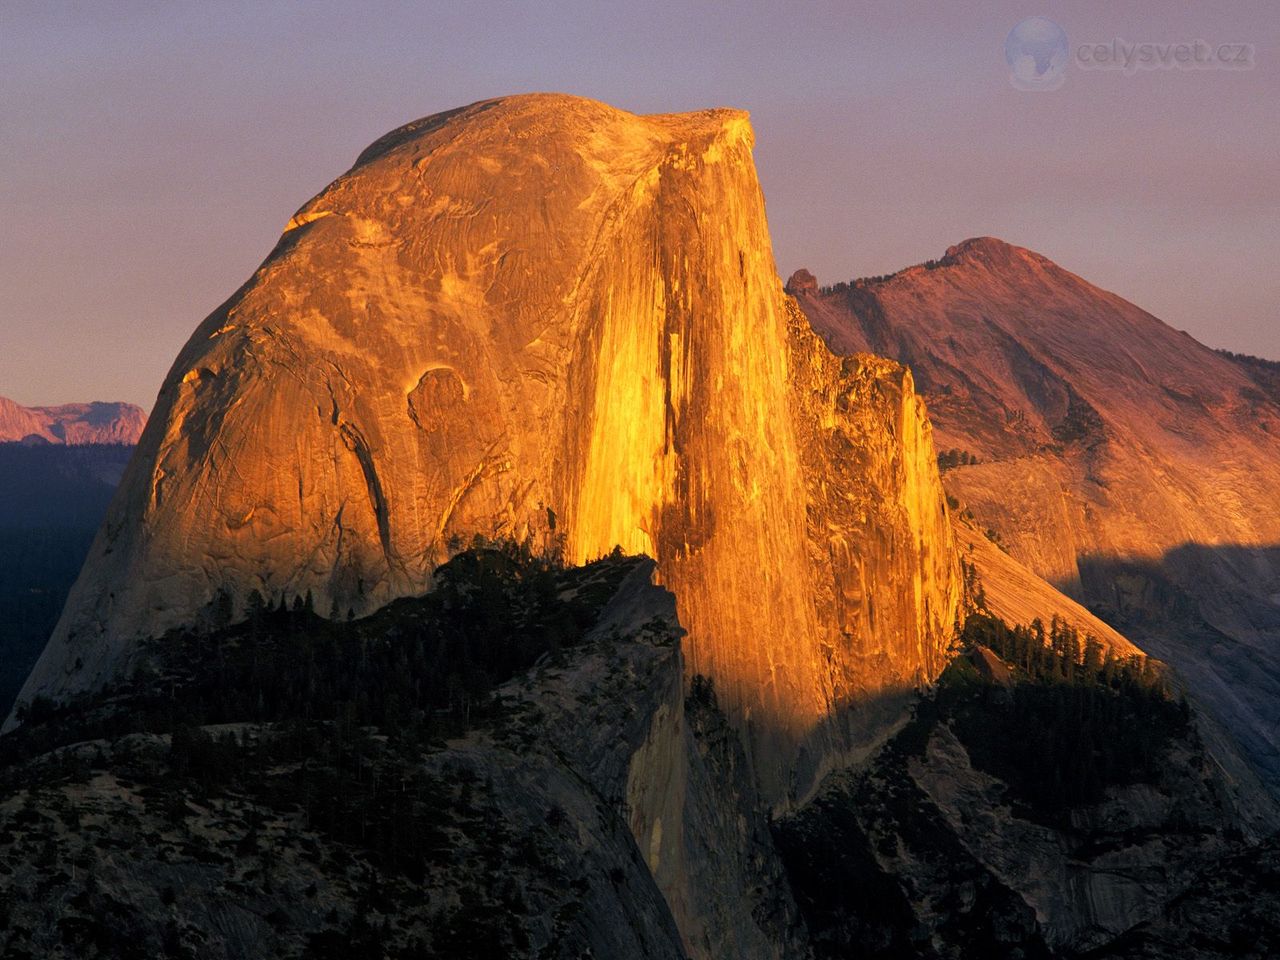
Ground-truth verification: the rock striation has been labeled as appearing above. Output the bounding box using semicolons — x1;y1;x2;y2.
791;241;1280;791
13;95;960;802
0;396;145;445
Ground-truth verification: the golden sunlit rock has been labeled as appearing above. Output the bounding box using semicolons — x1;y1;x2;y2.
12;95;959;799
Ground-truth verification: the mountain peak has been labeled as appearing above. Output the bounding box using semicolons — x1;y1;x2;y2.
785;268;818;295
945;235;1016;256
793;235;1280;798
350;93;752;171
941;236;1044;268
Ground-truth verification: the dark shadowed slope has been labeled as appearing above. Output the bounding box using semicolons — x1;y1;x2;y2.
0;443;135;718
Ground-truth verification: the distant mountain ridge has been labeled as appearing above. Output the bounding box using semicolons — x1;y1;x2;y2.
0;395;145;445
0;397;140;723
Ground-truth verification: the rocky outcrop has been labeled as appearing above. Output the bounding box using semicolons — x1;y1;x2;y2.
1093;834;1280;959
784;268;817;295
908;726;1264;950
785;299;960;786
0;396;145;445
14;95;960;803
791;242;1280;791
503;559;808;958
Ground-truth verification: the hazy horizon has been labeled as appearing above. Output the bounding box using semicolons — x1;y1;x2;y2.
2;1;1276;409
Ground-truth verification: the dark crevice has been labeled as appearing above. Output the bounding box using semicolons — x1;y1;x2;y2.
339;422;393;567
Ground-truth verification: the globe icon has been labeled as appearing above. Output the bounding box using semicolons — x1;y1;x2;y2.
1005;17;1069;90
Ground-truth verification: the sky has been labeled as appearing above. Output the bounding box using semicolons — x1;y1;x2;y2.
2;1;1277;409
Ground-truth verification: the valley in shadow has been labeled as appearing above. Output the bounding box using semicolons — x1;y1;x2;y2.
0;443;133;717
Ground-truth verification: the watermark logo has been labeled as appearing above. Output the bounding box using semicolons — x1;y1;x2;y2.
1076;39;1254;73
1005;17;1069;91
1006;17;1256;90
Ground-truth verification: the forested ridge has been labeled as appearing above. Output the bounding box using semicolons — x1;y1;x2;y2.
940;613;1191;817
0;544;664;959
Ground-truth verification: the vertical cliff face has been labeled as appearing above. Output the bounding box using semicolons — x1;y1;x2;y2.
13;95;959;798
786;301;961;782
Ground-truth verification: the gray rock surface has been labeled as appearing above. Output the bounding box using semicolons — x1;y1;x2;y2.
0;557;699;958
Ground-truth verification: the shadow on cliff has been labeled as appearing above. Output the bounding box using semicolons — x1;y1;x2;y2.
1070;542;1280;639
771;682;931;810
1059;542;1280;792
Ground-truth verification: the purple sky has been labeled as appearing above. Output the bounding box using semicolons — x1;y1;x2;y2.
2;1;1276;409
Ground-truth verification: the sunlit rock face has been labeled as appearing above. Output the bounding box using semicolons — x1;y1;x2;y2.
14;95;959;798
792;239;1280;790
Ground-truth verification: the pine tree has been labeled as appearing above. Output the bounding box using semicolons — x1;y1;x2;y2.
1082;635;1103;677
